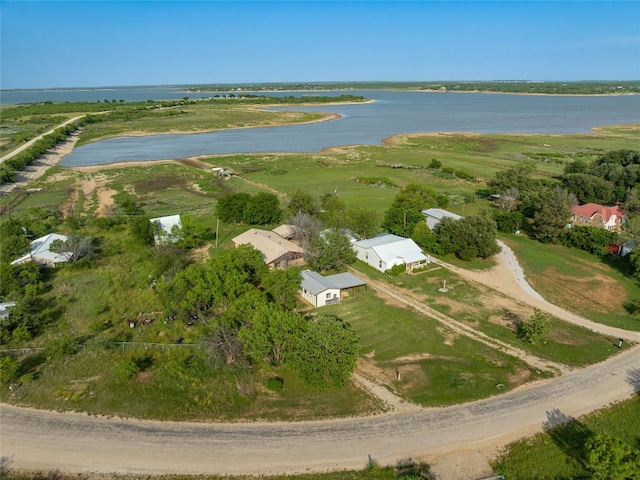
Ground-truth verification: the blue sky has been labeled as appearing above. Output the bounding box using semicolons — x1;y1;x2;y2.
1;1;639;89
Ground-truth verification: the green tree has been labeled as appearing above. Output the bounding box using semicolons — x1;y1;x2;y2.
346;207;379;239
216;193;250;224
0;217;29;263
563;225;618;255
629;247;640;281
319;192;347;228
0;355;20;385
178;214;209;248
382;184;447;237
434;215;500;260
306;229;357;273
532;187;575;244
516;308;551;344
562;173;615;204
624;187;640;214
290;314;358;390
261;267;302;310
286;189;319;217
238;304;307;365
493;210;524;234
130;215;155;245
585;432;640;480
411;221;437;251
488;161;537;194
243;192;281;225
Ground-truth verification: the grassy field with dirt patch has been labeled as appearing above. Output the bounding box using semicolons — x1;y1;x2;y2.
502;234;640;331
349;262;629;368
321;291;547;406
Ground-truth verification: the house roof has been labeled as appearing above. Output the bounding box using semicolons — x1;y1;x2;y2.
11;233;71;265
571;203;625;223
300;270;365;295
150;215;183;243
0;302;16;318
271;224;297;239
150;214;182;232
232;228;303;264
353;234;427;264
421;208;462;229
421;208;463;221
320;228;360;243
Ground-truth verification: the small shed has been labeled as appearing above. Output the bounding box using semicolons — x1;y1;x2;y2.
299;270;366;307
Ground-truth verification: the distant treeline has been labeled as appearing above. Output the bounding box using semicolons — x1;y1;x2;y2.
186;81;640;95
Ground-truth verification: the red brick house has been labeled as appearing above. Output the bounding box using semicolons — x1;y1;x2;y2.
571;203;626;232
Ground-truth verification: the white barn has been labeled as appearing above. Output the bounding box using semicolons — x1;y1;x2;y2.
352;234;428;273
422;208;462;230
299;270;366;307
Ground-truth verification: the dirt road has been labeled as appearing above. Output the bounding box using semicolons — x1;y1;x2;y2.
0;116;86;164
1;347;638;476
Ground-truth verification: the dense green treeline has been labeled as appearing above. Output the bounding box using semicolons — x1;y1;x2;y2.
185;80;640;95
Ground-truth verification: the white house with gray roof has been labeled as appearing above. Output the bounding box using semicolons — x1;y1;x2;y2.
352;234;428;273
299;270;366;307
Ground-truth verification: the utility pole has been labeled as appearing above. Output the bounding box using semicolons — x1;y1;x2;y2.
215;219;219;248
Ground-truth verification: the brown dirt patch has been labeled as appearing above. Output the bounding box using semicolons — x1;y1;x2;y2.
529;266;626;314
59;187;79;218
506;366;532;385
96;187;117;217
436;325;459;346
432;297;481;317
190;243;212;262
135;175;188;194
134;371;155;384
548;327;591;346
175;157;210;170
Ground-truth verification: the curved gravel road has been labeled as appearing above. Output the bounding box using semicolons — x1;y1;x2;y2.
2;346;639;475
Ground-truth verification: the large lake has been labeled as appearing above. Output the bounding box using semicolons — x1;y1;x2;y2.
11;89;636;167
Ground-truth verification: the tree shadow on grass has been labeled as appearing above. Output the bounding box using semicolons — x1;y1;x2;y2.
543;408;594;469
627;368;640;394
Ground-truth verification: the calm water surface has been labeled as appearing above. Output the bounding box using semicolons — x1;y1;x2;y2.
14;89;636;167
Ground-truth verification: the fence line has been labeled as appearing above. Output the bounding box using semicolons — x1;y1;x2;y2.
1;342;199;358
114;341;199;352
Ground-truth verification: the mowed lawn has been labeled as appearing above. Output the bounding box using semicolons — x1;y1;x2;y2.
321;291;544;406
366;263;633;367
